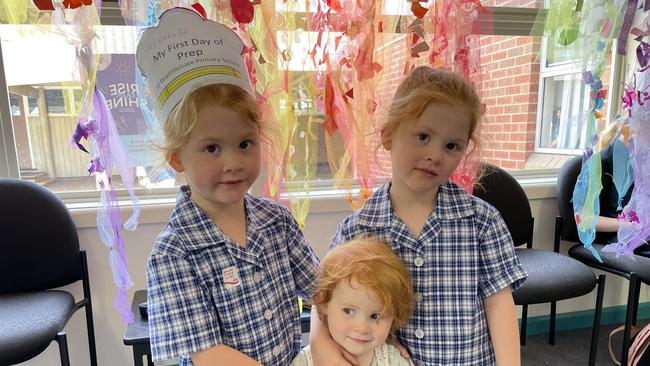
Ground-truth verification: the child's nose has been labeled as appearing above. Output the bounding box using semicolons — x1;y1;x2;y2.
353;318;371;334
426;143;444;163
222;151;244;172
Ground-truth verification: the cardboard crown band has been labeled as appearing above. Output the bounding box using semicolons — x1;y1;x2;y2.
136;7;253;121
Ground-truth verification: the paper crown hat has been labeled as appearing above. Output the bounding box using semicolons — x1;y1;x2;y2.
136;7;253;121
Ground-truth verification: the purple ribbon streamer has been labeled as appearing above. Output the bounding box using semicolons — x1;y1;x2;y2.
617;0;639;55
70;123;89;153
637;41;650;69
71;86;140;323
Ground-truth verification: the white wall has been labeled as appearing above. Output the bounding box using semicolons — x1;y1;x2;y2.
15;183;650;366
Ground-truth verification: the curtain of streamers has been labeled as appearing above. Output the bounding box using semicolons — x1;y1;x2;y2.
1;0;487;230
605;9;650;257
540;0;626;261
6;0;650;320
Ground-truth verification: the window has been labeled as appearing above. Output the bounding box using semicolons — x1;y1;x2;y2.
536;36;615;155
538;73;591;150
0;22;174;196
0;2;626;200
42;88;83;115
27;94;38;115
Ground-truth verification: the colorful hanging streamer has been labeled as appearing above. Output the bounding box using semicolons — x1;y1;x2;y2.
603;15;650;256
542;0;628;261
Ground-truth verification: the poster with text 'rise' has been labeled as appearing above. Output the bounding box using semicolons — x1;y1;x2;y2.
96;53;154;167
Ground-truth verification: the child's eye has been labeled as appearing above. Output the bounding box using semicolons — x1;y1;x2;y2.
240;140;253;150
205;144;221;154
446;142;465;151
416;133;430;142
370;313;381;321
342;308;354;316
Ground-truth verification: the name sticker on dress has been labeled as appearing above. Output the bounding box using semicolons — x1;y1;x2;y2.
223;266;241;289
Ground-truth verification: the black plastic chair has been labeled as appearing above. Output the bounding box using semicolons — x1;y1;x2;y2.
557;156;650;366
0;179;97;366
474;163;606;366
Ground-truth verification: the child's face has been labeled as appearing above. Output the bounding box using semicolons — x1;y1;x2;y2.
170;104;261;213
322;278;393;362
387;103;470;200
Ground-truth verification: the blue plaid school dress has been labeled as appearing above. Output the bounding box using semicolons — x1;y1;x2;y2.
147;186;319;366
332;181;528;365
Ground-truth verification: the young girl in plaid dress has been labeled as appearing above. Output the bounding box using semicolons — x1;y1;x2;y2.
137;8;318;366
310;66;528;366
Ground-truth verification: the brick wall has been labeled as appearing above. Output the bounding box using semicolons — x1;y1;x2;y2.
355;1;544;180
479;35;541;169
479;0;542;169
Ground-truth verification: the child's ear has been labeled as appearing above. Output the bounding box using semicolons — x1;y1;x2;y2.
313;292;327;316
380;129;392;151
169;151;184;173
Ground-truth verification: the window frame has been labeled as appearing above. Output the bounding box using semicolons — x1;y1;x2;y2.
535;34;625;156
0;5;628;202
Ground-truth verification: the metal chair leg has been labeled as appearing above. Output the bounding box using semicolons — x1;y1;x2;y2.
549;301;557;345
588;274;606;366
622;273;639;366
81;251;98;366
55;332;70;366
632;279;641;326
520;304;528;346
85;302;98;366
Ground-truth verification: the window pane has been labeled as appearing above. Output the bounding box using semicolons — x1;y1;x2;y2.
9;94;20;116
9;93;32;171
545;36;575;66
538;74;592;149
27;95;38;115
44;89;65;114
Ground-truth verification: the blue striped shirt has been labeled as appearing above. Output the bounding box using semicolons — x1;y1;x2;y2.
332;181;528;365
147;186;319;366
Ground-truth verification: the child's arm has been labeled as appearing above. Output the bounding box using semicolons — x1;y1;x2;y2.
595;215;621;232
476;206;527;366
191;344;262;366
484;287;520;366
309;306;359;366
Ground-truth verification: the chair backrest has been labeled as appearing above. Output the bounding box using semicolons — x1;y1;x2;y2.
0;179;82;294
473;163;534;247
556;156;582;243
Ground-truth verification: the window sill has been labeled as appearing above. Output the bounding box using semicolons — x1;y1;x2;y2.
67;178;558;229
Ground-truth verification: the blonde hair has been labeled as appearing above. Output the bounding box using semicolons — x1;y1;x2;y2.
161;83;260;165
597;117;635;151
381;66;483;176
314;238;414;334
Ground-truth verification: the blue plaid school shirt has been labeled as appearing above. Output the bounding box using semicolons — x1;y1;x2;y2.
147;186;319;366
332;180;528;366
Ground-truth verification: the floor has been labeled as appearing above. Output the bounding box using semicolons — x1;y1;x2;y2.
521;320;650;366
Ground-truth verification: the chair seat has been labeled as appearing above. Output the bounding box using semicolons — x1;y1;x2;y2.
0;290;76;365
634;244;650;258
569;243;650;284
513;248;596;304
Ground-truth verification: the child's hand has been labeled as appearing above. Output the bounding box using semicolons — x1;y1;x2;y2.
309;305;359;366
311;333;359;366
387;334;410;359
